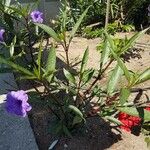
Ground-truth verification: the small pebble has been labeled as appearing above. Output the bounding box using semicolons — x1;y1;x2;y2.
64;144;68;148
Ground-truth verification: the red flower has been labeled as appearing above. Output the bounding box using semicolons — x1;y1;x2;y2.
118;112;141;132
145;107;150;111
118;106;150;132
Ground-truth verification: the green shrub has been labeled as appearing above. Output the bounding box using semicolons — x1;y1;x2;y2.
0;1;150;138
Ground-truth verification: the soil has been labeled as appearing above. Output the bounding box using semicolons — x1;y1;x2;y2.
28;32;150;150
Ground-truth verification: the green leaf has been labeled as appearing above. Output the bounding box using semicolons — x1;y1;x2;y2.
107;65;123;95
73;116;83;126
120;88;130;105
8;6;25;17
100;39;110;68
37;40;43;79
105;116;123;125
5;0;11;7
120;28;150;55
35;23;61;42
80;47;89;74
68;105;83;119
0;55;35;76
63;124;72;137
69;6;90;42
145;137;150;149
10;36;16;57
104;31;130;82
118;107;150;121
4;13;14;29
17;76;37;80
44;46;56;82
136;68;150;85
63;68;76;84
82;69;95;85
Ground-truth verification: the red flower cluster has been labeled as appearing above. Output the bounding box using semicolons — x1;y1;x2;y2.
118;106;150;132
145;107;150;111
118;112;141;132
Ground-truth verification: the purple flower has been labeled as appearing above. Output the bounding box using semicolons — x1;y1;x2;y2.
5;90;32;117
0;29;5;41
30;10;43;23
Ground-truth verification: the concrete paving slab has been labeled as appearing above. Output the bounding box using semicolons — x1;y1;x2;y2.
0;73;18;95
0;95;39;150
0;72;39;150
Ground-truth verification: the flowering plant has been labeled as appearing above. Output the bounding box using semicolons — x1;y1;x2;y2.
0;1;150;137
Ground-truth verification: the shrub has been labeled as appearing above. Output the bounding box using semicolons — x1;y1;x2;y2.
0;1;150;138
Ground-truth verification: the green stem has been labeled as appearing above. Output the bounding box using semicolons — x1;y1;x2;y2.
85;59;113;94
42;82;66;118
25;18;36;66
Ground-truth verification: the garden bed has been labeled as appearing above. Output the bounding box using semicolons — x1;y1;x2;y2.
27;33;150;150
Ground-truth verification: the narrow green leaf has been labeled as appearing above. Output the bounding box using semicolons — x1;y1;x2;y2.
0;56;34;76
100;39;110;67
63;68;76;84
69;6;90;42
80;47;89;74
82;69;95;85
35;23;61;42
104;31;130;82
10;36;16;57
120;28;150;55
5;0;11;7
44;46;56;82
136;68;150;85
17;76;37;80
145;137;150;149
107;65;123;95
37;40;43;79
120;88;130;105
73;116;83;125
8;6;25;17
105;116;123;125
68;105;83;119
63;125;72;137
118;107;150;121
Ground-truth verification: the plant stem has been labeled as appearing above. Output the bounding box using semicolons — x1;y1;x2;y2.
76;78;82;106
25;17;36;66
105;0;111;30
65;48;70;66
42;82;66;118
85;59;113;94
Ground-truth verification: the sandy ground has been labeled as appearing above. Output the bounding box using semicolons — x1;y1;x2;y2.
29;33;150;150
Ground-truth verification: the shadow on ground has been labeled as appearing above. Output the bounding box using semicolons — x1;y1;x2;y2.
28;104;122;150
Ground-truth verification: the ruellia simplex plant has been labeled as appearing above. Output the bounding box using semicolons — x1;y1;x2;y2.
0;1;150;136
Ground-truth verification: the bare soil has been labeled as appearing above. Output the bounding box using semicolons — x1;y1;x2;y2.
28;32;150;150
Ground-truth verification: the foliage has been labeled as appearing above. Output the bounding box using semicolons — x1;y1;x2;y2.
54;0;75;31
83;22;135;38
55;0;149;33
0;0;43;63
0;1;150;138
123;0;150;29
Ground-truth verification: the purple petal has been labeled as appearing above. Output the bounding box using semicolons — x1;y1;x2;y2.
5;90;32;117
30;10;43;23
0;29;5;41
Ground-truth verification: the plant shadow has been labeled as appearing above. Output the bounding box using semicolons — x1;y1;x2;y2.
28;103;122;150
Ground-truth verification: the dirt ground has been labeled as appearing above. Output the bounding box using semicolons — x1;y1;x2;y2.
28;32;150;150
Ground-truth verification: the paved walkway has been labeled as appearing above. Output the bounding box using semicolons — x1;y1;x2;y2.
0;73;38;150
